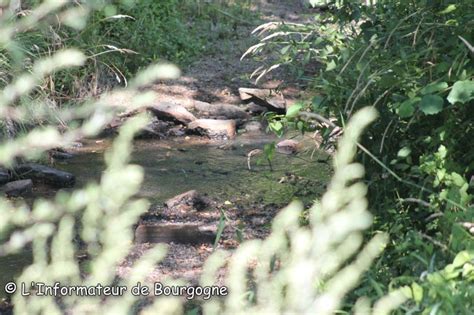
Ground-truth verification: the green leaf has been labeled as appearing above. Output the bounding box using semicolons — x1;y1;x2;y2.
236;221;244;243
286;103;303;118
437;145;447;159
270;121;283;133
453;251;474;267
411;282;424;303
445;19;458;26
420;94;444;115
280;45;291;55
443;262;462;279
398;98;419;118
312;96;324;110
420;82;448;95
326;59;336;71
214;210;227;249
397;147;411;158
400;286;413;299
451;172;466;187
297;120;305;132
263;142;276;160
436;168;446;183
447;80;474;104
439;4;456;14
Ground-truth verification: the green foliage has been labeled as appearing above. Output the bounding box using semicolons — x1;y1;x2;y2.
256;142;276;167
1;1;412;314
89;0;203;73
419;94;444;115
447;80;474;104
244;0;474;312
402;250;474;313
0;0;256;115
95;0;258;74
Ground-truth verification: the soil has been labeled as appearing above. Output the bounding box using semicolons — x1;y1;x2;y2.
150;0;310;109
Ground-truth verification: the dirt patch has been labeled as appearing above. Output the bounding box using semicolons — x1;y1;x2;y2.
150;0;310;110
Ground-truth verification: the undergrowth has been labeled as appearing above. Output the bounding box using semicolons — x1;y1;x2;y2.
1;1;411;314
244;0;474;313
0;0;258;123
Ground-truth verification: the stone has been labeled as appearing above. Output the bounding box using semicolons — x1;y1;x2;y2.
2;179;33;197
165;190;210;212
0;168;10;185
276;139;300;155
187;119;236;139
193;101;248;120
239;87;273;101
243;121;264;133
135;223;216;244
238;87;286;114
167;126;186;137
148;102;196;125
136;117;169;139
14;163;75;188
245;103;268;115
50;150;74;160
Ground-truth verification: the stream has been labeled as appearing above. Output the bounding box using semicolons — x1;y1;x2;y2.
0;132;331;298
61;133;330;205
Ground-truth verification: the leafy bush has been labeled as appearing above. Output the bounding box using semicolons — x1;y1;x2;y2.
402;250;474;314
1;1;410;314
244;0;474;312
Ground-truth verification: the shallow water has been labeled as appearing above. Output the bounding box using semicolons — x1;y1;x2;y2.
0;133;331;298
0;250;32;298
60;133;331;205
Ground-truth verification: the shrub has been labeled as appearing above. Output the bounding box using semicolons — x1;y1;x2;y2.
243;0;474;312
1;1;408;314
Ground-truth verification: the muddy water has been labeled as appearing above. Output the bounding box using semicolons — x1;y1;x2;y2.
0;133;331;298
0;251;32;298
61;134;331;205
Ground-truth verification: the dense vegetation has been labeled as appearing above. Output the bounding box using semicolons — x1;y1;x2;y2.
0;0;253;112
247;0;474;312
0;0;473;314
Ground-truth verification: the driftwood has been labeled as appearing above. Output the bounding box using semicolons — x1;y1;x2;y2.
148;102;196;125
238;88;286;115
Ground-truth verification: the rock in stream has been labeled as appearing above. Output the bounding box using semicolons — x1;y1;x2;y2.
193;101;248;120
1;179;33;197
0;168;10;185
148;102;197;125
14;163;75;188
187;119;236;139
135;223;216;245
